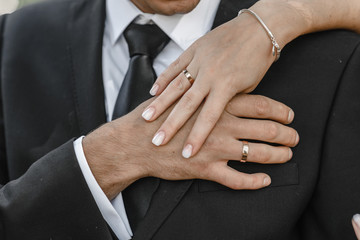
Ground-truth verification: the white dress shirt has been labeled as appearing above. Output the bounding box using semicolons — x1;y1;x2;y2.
74;0;220;239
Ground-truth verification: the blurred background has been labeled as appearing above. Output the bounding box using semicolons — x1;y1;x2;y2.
0;0;43;14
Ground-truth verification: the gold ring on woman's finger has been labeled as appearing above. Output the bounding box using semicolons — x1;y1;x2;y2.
183;69;195;85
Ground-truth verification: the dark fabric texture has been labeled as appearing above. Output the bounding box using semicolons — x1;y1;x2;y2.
0;0;360;239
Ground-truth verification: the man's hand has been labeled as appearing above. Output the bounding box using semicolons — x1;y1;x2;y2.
83;94;298;199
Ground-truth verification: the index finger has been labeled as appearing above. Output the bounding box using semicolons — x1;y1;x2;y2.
151;47;195;96
182;89;233;158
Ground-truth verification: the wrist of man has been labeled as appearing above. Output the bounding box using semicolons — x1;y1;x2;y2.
82;121;148;199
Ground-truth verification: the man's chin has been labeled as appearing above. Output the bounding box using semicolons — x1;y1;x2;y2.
131;0;201;15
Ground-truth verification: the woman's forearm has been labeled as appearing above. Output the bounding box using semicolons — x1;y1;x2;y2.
251;0;360;50
300;0;360;33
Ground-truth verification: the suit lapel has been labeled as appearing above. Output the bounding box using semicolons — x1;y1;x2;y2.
132;180;192;240
68;0;107;134
132;1;258;239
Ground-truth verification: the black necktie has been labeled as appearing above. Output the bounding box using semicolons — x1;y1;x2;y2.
112;22;170;119
111;22;169;232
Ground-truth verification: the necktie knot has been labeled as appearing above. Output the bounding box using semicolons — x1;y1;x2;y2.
124;23;170;59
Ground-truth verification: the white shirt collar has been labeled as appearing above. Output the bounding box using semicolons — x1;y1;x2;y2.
106;0;221;50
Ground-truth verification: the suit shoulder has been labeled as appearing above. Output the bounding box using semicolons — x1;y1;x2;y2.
3;0;101;35
285;30;360;64
7;0;73;26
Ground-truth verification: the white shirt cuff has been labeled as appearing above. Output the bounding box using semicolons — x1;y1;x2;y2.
74;137;133;240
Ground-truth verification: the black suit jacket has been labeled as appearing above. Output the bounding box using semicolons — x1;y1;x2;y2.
1;0;360;239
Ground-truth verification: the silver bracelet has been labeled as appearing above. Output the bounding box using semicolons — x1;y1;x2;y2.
238;9;281;62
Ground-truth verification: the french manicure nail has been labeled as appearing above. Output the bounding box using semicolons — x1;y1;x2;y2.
182;144;193;159
142;107;155;121
263;176;271;186
149;84;159;96
353;214;360;227
152;131;165;146
288;109;294;122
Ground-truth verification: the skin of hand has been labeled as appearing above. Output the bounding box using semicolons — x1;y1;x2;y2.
141;0;360;159
353;214;360;239
83;94;298;200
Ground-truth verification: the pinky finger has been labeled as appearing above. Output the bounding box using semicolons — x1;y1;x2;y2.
151;48;195;96
209;163;271;190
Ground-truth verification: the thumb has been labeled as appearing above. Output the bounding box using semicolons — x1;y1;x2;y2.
209;164;271;190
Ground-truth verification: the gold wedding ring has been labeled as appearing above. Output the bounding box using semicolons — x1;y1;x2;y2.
241;141;249;162
183;69;195;85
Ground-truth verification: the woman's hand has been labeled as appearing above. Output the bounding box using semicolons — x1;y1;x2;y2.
141;0;308;158
141;0;360;158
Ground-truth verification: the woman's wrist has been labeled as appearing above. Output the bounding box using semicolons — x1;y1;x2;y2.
248;0;312;49
250;0;360;49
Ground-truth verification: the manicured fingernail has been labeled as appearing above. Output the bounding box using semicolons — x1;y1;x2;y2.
182;144;193;159
142;107;155;121
288;148;293;159
288;109;294;122
263;176;271;186
353;214;360;227
149;84;159;96
152;131;165;146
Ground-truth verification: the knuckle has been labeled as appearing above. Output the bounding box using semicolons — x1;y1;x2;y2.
171;57;181;70
158;70;171;83
171;76;185;91
264;122;279;140
207;114;218;127
217;114;232;129
214;137;226;150
255;147;271;163
203;136;223;151
254;96;270;117
204;110;219;127
203;137;216;150
230;179;244;190
181;93;197;113
281;128;297;147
